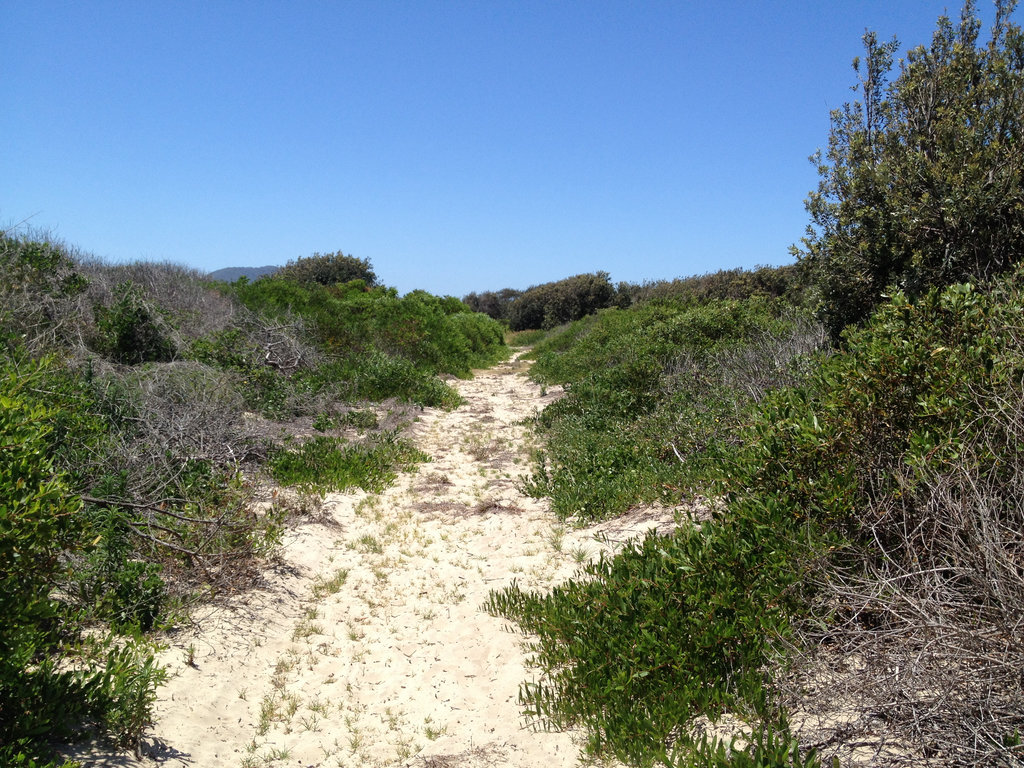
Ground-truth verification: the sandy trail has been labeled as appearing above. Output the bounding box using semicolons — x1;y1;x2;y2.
68;351;675;768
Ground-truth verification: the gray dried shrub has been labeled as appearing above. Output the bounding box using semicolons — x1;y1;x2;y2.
0;232;94;354
81;258;236;349
79;256;319;373
778;375;1024;767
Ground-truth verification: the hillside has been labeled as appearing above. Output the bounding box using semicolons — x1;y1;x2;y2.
207;264;280;282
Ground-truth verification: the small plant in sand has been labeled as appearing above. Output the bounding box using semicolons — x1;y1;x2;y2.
311;568;349;599
354;533;384;554
571;546;591;564
292;616;323;641
256;695;280;736
547;525;565;553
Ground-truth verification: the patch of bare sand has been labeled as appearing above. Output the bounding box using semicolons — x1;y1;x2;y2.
64;351;686;768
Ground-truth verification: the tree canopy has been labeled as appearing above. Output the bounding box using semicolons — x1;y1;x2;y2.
274;250;378;288
796;0;1024;338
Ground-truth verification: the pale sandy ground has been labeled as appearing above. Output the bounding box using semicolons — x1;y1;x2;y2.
64;351;680;768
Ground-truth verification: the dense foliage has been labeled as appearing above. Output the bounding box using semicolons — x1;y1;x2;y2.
523;298;822;521
272;250;378;287
493;273;1024;766
0;352;167;766
797;0;1024;337
232;278;506;383
462;286;522;322
506;271;618;331
622;264;802;306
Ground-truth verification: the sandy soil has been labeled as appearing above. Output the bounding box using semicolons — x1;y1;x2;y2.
66;351;678;768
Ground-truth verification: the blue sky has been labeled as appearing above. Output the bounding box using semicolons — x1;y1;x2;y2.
2;1;1009;297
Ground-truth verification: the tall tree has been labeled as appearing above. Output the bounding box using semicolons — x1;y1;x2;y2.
275;251;377;287
796;0;1024;338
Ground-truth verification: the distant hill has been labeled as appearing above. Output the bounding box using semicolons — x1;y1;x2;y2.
207;265;280;282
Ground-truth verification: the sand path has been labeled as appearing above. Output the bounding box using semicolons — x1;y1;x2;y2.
71;351;675;768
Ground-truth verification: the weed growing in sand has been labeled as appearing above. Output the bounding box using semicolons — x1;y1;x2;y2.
266;746;290;761
256;695;279;736
311;568;349;599
547;525;565;553
346;718;363;753
282;691;300;719
395;735;418;761
319;740;340;761
271;653;298;690
423;716;448;740
571;546;590;564
355;533;383;554
292;617;323;641
308;697;331;717
346;621;365;642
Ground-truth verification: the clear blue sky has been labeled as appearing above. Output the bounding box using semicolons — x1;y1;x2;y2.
2;1;1010;297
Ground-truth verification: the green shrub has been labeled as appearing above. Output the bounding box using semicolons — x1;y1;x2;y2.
507;272;616;331
92;281;175;364
462;287;522;322
302;353;463;410
506;328;549;346
624;264;803;307
233;278;507;384
524;299;820;520
269;431;428;493
74;506;166;633
0;355;86;744
0;351;165;763
274;250;377;287
797;2;1024;338
0;235;90;354
339;409;379;430
487;498;814;765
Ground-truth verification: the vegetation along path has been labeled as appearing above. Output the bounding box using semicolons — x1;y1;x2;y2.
71;351;674;768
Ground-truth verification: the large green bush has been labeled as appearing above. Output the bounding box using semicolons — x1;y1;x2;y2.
507;272;617;331
233;277;507;382
797;0;1024;338
0;352;165;765
486;506;812;765
623;264;803;307
497;273;1024;766
274;250;377;287
92;281;176;364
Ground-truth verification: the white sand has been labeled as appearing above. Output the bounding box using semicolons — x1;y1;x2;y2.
66;351;679;768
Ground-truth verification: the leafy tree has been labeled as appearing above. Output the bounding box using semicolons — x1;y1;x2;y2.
796;0;1024;338
274;250;377;287
462;287;522;322
508;272;616;331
